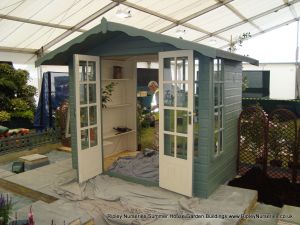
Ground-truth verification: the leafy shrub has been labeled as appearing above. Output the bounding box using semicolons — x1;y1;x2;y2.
11;110;34;121
9;98;30;112
0;111;11;122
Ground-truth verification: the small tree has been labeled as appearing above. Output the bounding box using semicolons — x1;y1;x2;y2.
0;63;36;123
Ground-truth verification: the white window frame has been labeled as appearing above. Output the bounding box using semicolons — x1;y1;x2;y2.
213;59;224;156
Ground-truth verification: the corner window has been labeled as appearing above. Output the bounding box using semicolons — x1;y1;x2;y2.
213;59;224;155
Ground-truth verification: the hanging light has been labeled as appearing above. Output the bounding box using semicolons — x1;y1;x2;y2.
175;27;186;37
116;6;132;18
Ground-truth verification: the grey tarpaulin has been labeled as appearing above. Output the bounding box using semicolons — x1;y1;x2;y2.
54;175;257;225
108;149;159;182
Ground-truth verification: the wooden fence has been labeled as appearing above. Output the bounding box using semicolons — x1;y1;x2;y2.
237;107;299;183
0;129;58;155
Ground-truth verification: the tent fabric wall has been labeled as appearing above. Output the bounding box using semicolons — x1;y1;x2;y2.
34;72;69;130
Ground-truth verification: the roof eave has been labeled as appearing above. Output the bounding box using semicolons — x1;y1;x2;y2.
35;18;259;67
216;49;259;66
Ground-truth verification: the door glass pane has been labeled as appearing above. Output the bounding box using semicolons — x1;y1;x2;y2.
80;107;88;127
81;129;89;150
176;83;188;107
164;109;174;132
80;84;87;104
177;136;187;159
88;61;96;81
164;134;174;157
89;84;96;104
90;127;98;147
163;58;175;81
79;61;87;81
163;84;174;106
177;110;188;134
89;106;97;125
177;57;188;81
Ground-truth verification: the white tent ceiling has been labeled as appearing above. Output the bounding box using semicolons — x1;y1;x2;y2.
0;0;299;56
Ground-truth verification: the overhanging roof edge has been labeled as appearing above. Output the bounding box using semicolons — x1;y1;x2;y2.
216;49;259;66
35;18;257;67
35;19;108;67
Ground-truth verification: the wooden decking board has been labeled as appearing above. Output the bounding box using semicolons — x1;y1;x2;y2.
0;178;58;203
104;150;138;171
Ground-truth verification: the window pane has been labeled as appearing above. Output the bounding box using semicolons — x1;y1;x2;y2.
194;58;199;81
90;127;98;147
194;82;199;109
163;58;175;81
177;136;187;159
176;83;188;108
88;61;96;81
214;84;218;106
89;84;96;104
214;108;219;131
219;108;223;129
164;109;174;132
163;84;174;106
80;84;87;104
220;84;224;105
214;131;218;154
164;134;174;157
79;61;87;81
81;129;89;150
80;107;88;127
177;57;188;81
219;130;223;152
194;133;199;157
176;110;188;134
89;106;97;125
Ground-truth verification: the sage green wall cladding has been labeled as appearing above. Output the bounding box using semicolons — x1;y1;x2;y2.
193;54;212;197
206;60;243;197
68;62;78;169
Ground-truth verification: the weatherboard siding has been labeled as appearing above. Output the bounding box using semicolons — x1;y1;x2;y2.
193;55;212;197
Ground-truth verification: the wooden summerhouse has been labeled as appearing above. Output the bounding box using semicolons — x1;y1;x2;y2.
36;18;258;198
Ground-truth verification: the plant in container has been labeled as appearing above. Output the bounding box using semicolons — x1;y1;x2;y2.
102;82;117;108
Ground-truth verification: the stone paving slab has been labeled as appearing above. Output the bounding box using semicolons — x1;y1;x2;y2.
0;169;15;178
278;205;300;225
244;203;280;225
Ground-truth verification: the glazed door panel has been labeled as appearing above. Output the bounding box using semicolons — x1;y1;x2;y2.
159;50;194;197
74;54;102;183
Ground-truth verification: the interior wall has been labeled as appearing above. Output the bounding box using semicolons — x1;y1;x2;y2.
243;63;296;100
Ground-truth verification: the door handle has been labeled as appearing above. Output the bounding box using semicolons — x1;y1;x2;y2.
188;111;192;124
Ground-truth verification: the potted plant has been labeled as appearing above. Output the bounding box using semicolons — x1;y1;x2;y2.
102;82;116;108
